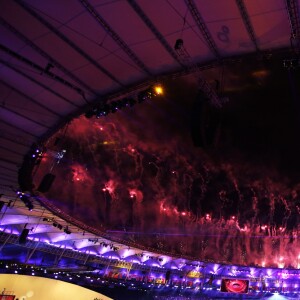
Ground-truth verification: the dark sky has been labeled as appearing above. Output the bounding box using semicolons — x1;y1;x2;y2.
34;59;300;266
215;59;300;178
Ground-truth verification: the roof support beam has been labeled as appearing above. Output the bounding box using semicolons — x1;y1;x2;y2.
0;79;62;118
54;247;66;266
127;0;185;67
0;43;85;101
0;178;18;187
184;0;220;58
0;134;31;148
0;232;13;251
15;0;125;88
0;145;24;157
0;59;81;109
84;252;90;265
0;157;22;166
0;17;97;97
0;105;51;129
235;0;259;51
25;241;40;264
285;0;300;50
0;165;18;174
78;0;152;76
0;174;18;184
0;120;38;138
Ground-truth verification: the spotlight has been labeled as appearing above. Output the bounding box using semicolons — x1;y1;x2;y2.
174;38;184;50
153;84;163;95
110;101;119;113
27;202;34;211
137;89;151;103
138;85;164;103
29;144;45;165
86;85;163;119
97;104;110;117
86;104;111;119
115;100;126;109
123;97;136;107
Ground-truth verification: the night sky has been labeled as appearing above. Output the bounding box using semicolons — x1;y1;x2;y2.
34;59;300;267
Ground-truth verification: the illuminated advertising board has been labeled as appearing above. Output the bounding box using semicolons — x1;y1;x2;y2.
220;278;249;294
186;271;202;278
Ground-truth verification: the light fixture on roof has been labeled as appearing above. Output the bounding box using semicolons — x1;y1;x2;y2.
17;192;34;211
123;97;136;107
53;222;63;230
0;200;4;212
138;85;164;103
18;227;29;244
174;39;184;50
283;58;300;69
153;84;163;96
64;227;71;234
44;62;54;73
85;85;163;118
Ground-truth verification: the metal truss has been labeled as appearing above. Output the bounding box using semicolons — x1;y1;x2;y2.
0;17;97;97
0;43;85;99
235;0;259;51
174;40;224;108
0;145;24;157
0;231;181;274
283;58;300;68
0;59;80;109
0;119;38;138
0;77;62;118
0;164;18;174
79;0;152;76
0;175;18;185
285;0;300;50
0;133;31;148
0;231;89;262
14;0;124;87
0;103;50;129
184;0;220;59
127;0;185;67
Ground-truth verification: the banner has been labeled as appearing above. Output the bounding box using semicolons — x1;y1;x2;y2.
113;261;132;269
186;271;202;278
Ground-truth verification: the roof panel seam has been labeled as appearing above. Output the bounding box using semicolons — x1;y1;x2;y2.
0;17;97;98
14;0;125;88
79;0;153;77
127;0;186;68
